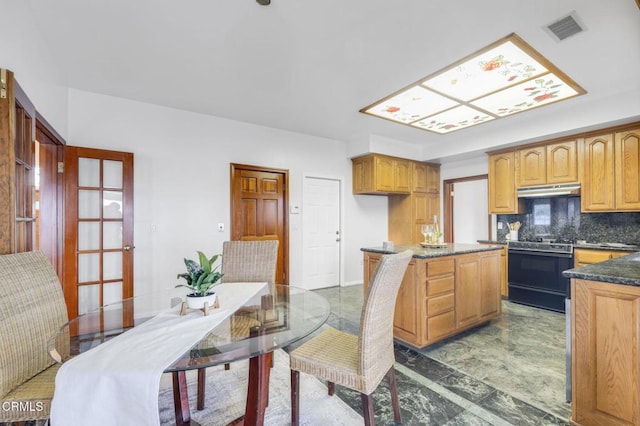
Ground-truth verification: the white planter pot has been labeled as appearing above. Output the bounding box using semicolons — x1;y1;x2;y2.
186;292;217;309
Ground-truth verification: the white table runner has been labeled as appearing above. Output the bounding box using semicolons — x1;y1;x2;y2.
51;282;267;426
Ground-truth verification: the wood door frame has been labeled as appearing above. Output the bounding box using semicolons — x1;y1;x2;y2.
230;163;289;284
35;115;65;279
443;174;489;243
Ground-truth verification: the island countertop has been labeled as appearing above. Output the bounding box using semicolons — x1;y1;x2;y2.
361;243;503;259
563;251;640;286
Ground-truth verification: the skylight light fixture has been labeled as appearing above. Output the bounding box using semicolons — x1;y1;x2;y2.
360;33;586;134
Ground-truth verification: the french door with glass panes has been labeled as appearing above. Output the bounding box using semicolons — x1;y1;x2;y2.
63;147;133;321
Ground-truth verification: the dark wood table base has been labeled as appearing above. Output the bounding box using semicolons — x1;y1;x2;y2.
172;351;273;426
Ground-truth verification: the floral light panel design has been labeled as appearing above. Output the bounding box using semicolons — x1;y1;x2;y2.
360;33;585;134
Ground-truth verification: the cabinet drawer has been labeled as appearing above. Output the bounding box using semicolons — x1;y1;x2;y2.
427;275;454;296
574;249;612;264
427;311;456;341
427;293;454;317
426;259;455;277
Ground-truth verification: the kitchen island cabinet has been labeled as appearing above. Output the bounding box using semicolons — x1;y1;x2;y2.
564;253;640;426
362;243;502;349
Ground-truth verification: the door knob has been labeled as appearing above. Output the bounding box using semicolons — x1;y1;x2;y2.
336;238;341;242
124;245;132;251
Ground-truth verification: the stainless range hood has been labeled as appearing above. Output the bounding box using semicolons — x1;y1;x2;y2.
517;183;581;198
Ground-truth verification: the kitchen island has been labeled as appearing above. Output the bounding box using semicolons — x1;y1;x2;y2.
362;243;503;349
563;252;640;426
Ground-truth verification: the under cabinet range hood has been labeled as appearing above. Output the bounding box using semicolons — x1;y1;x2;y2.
517;183;581;198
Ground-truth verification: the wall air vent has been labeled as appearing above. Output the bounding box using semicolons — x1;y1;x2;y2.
545;12;585;41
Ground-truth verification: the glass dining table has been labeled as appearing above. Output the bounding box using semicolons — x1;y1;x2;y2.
48;284;330;426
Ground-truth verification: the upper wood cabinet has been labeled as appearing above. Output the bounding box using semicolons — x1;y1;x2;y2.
547;140;578;184
352;154;411;194
488;152;520;214
517;146;546;187
580;134;615;211
581;128;640;212
615;128;640;210
516;140;578;187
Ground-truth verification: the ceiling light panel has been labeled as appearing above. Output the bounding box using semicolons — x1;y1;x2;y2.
360;33;586;134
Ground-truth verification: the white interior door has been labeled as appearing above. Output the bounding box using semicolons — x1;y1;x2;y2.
302;177;340;290
453;179;489;243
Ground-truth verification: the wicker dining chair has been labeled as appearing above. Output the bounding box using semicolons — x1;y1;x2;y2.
196;240;279;410
289;250;413;426
0;251;69;425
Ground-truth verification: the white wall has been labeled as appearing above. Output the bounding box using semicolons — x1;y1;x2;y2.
0;2;69;139
68;89;387;312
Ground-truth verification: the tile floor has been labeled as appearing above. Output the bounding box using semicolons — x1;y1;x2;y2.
307;285;572;426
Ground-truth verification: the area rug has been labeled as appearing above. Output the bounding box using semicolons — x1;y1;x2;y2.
158;349;363;425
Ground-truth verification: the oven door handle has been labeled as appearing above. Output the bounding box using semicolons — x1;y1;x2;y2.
508;249;573;258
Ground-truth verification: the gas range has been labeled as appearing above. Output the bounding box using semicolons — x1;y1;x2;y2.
508;241;573;254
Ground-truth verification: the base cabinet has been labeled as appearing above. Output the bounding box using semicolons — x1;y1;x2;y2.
363;250;501;348
574;248;630;267
572;279;640;425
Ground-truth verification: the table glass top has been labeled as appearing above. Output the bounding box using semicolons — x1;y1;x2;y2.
48;284;330;372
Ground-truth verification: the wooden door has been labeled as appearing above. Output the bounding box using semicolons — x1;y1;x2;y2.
517;146;546;187
546;140;578;184
63;147;134;320
488;152;519;213
231;164;288;284
581;134;615;211
0;69;36;254
615;128;640;210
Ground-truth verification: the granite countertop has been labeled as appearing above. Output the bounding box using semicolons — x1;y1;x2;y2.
573;242;639;252
563;252;640;286
361;243;503;259
477;239;506;245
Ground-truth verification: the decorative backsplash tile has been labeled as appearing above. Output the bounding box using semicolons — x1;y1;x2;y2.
497;196;640;244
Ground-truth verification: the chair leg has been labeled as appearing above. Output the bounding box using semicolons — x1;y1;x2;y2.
197;368;206;410
360;393;375;426
225;363;231;370
291;369;300;426
328;381;335;396
387;367;402;424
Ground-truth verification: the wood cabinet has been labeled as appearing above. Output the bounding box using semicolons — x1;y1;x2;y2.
574;248;631;267
581;127;640;212
572;279;640;425
581;133;615;211
516;141;578;187
488;152;521;214
352;153;411;194
615;128;640;210
517;146;546;187
363;249;501;348
547;140;578;184
412;162;440;193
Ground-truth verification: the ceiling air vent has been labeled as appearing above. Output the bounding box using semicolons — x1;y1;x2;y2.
545;12;585;41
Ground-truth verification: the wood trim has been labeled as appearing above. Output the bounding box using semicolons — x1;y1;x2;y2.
36;111;66;145
443;174;489;243
487;120;640;155
0;69;16;254
230;163;289;285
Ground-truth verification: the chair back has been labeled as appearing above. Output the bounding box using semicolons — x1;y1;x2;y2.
0;251;68;397
220;240;279;283
358;250;412;387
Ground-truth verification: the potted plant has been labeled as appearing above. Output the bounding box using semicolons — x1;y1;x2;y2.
176;251;223;309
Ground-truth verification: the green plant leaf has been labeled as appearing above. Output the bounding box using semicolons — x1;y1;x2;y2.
198;251;211;273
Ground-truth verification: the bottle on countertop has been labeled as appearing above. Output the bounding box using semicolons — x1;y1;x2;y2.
432;215;441;244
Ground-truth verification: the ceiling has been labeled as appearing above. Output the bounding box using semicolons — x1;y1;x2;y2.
25;0;640;160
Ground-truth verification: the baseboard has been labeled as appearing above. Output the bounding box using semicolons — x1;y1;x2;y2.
341;281;363;287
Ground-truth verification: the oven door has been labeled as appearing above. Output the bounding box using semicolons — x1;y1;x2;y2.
508;249;572;312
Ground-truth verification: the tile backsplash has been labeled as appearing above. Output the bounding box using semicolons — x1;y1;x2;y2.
497;196;640;244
